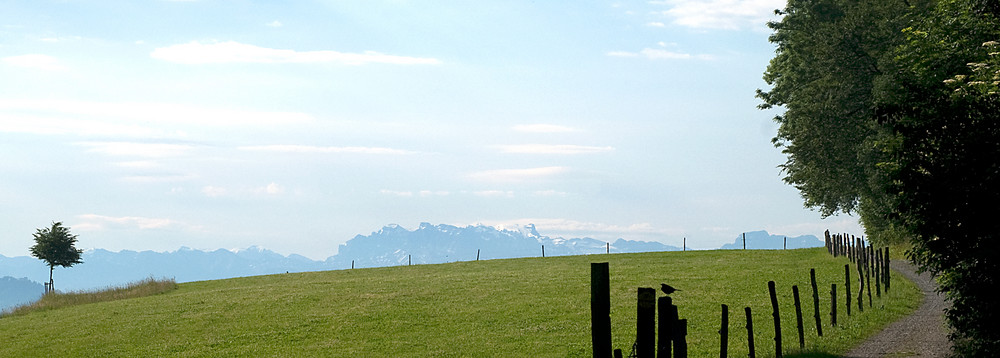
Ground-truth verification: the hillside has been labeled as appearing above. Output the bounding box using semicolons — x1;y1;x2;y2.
0;248;919;357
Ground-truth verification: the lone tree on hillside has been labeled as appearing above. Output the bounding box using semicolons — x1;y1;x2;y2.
30;222;83;292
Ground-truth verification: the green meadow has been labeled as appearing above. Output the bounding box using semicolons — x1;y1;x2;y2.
0;248;919;357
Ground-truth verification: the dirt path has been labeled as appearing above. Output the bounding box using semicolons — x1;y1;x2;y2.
842;261;951;358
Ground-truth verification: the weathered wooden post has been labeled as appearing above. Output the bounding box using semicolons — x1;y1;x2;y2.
768;281;782;358
409;254;412;266
793;285;805;349
477;249;480;261
352;260;355;269
783;236;787;250
607;242;610;254
542;245;545;258
810;269;822;336
830;284;837;327
745;307;756;358
637;287;656;357
874;248;881;298
675;319;689;358
857;261;865;312
658;296;675;358
844;264;851;316
743;232;746;250
720;304;729;358
591;263;612;358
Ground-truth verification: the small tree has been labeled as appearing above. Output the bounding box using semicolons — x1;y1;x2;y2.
30;222;83;292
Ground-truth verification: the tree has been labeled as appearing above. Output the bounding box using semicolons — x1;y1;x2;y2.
759;0;1000;355
29;222;83;292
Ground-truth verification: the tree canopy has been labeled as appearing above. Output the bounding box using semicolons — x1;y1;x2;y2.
30;222;84;290
759;0;999;355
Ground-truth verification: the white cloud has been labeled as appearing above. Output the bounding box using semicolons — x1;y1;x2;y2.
469;166;568;182
0;99;315;137
76;141;194;157
75;214;195;231
512;124;579;133
647;22;667;27
498;144;614;155
240;145;416;155
151;41;443;65
609;48;714;61
202;186;228;197
381;189;414;197
1;54;67;71
655;0;784;30
265;20;283;28
260;182;285;195
473;190;515;198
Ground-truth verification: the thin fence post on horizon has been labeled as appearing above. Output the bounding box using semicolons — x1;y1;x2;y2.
743;233;746;250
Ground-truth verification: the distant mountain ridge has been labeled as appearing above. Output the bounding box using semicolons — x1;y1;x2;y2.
1;224;817;311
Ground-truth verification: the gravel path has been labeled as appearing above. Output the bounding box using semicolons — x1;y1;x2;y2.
842;261;952;358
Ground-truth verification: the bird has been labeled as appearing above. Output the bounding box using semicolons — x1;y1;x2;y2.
661;283;680;295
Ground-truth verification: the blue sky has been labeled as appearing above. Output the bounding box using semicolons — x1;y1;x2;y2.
0;0;862;260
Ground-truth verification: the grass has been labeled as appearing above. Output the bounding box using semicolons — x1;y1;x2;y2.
1;277;178;317
0;248;920;357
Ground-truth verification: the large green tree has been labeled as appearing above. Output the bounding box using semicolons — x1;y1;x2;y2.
760;0;1000;355
30;222;84;292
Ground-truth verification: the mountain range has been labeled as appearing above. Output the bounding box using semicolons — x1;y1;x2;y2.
1;223;819;311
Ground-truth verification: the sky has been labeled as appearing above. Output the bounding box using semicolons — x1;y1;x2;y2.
0;0;864;260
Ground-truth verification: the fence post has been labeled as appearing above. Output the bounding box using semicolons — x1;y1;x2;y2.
857;261;865;313
793;285;805;350
675;319;689;358
658;296;674;358
637;287;656;357
542;245;545;258
720;304;729;358
743;232;746;250
745;307;756;358
352;260;354;269
845;264;851;316
769;281;782;358
591;263;612;358
874;247;881;298
830;284;837;327
810;269;823;336
477;249;480;261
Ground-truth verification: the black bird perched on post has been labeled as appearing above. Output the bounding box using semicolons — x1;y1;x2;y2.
661;283;680;295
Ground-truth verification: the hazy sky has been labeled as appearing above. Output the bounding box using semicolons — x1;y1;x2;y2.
0;0;863;260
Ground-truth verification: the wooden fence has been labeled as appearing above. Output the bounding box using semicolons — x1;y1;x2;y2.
591;230;893;358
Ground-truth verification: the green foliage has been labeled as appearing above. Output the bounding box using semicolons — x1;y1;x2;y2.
29;222;84;286
0;249;920;357
760;0;1000;355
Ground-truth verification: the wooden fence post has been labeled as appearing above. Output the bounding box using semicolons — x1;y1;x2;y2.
830;284;837;327
352;260;355;269
745;307;756;358
769;281;782;358
542;245;545;258
591;263;612;358
658;297;674;358
637;287;656;357
844;264;851;316
810;269;823;336
875;248;881;298
477;249;480;261
720;304;729;358
675;319;689;358
857;261;865;313
793;286;805;350
866;248;873;307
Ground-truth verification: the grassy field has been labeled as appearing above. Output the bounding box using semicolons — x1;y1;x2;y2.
0;248;920;357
